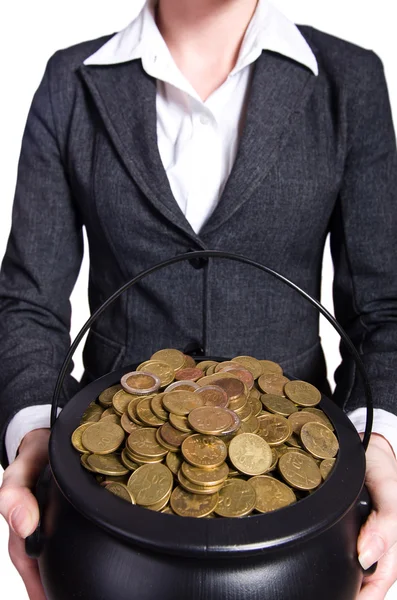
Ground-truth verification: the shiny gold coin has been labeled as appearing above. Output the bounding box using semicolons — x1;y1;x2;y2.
120;411;141;434
302;407;334;430
80;453;96;472
71;423;95;453
105;482;135;503
121;448;140;470
249;475;296;513
80;402;103;424
159;422;191;448
183;354;197;369
209;377;245;401
261;394;298;416
127;427;168;458
182;434;228;469
234;401;253;422
145;491;172;512
156;427;179;452
300;422;339;459
214;478;256;517
188;406;234;435
112;389;138;415
218;409;241;435
98;384;123;408
268;447;278;471
258;360;283;375
125;449;164;465
161;505;176;515
165;380;200;393
227;394;247;412
136;397;165;427
228;433;272;476
137;360;175;387
150;348;186;371
121;371;161;396
194;385;229;409
320;458;336;480
169;413;193;433
127;397;144;424
206;365;217;375
196;360;219;371
278;451;322;490
284;380;321;407
196;371;241;388
99;474;129;486
247;396;262;417
214;361;238;372
150;393;170;421
162;390;204;416
249;388;261;400
288;411;325;435
166;451;183;475
100;414;121;425
237;415;260;434
257;374;290;396
81;421;125;455
181;461;229;487
127;463;173;506
177;470;224;495
220;366;254;390
170;486;219;518
87;453;130;476
175;368;203;382
101;407;116;418
257;414;291;446
232;355;263;379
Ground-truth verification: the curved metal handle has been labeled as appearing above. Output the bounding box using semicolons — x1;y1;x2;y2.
51;250;373;450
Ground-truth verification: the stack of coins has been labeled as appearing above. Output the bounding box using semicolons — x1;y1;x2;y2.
72;349;339;518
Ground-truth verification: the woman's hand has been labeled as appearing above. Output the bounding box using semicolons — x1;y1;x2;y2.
358;433;397;599
0;428;50;600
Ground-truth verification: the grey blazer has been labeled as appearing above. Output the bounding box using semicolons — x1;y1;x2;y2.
0;25;396;467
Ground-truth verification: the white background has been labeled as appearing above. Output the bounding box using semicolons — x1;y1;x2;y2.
0;1;396;598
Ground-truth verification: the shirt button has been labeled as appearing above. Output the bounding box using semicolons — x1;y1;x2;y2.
200;115;210;125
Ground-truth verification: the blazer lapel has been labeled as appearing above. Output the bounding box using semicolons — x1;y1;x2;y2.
78;60;205;245
200;51;317;237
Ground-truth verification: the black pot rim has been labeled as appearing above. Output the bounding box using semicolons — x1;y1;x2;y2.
50;359;366;558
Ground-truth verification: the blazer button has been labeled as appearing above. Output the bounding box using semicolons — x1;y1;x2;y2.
183;342;205;356
186;248;208;270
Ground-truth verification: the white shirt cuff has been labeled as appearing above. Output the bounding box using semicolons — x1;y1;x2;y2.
348;408;397;458
5;405;62;464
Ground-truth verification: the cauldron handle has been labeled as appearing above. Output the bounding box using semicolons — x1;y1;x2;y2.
50;250;373;450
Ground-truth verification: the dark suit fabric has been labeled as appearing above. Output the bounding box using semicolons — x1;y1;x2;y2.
0;25;396;467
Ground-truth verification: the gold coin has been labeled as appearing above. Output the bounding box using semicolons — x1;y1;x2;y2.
258;360;283;375
257;374;290;396
100;414;121;425
194;385;229;409
150;348;186;371
278;451;322;490
261;394;298;416
166;451;183;475
218;409;241;435
206;365;217;375
80;453;96;472
120;411;141;434
188;406;234;435
161;505;176;515
80;402;103;424
228;433;272;476
181;461;229;487
99;474;129;486
170;486;219;518
231;355;263;379
145;491;172;512
162;390;204;416
300;422;339;459
249;475;296;512
288;411;325;435
227;394;247;412
105;482;135;503
284;380;321;407
175;368;203;382
101;407;116;418
220;366;254;390
121;447;140;470
156;427;179;452
169;413;193;433
247;396;262;417
137;360;175;387
249;388;261;400
87;453;130;476
209;377;245;401
234;401;252;422
196;371;240;388
285;433;302;448
196;360;219;371
182;434;228;469
127;427;168;458
183;354;197;369
159;422;191;448
81;421;125;455
127;463;173;506
125;449;164;465
214;479;256;517
177;470;224;495
257;414;291;446
237;415;260;434
112;389;138;415
302;407;334;430
269;447;278;471
136;397;165;427
127;397;144;424
71;423;95;453
165;380;200;393
98;384;122;408
320;458;336;480
121;371;161;396
150;393;169;420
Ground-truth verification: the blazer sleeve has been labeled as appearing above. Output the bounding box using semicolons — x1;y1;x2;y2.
0;54;84;468
330;51;397;417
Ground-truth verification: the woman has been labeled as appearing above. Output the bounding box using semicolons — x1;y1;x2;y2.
0;1;396;598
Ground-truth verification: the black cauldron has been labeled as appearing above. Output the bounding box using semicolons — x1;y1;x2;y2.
26;251;376;600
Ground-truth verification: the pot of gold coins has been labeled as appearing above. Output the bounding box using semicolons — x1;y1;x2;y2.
26;251;375;600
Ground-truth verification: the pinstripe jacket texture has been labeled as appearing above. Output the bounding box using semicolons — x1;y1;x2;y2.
0;25;396;467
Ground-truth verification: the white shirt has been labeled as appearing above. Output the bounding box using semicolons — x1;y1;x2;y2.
5;0;397;462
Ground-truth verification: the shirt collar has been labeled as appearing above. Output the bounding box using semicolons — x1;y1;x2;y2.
83;0;318;77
